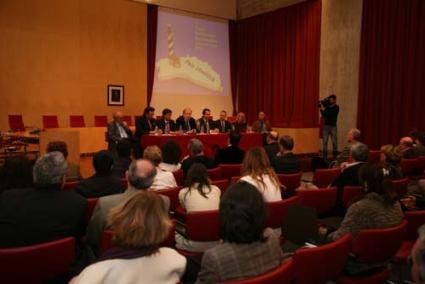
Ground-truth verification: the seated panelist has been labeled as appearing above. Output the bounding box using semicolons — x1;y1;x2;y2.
135;106;157;139
157;108;177;134
176;108;197;133
213;110;232;133
197;108;215;133
107;111;133;152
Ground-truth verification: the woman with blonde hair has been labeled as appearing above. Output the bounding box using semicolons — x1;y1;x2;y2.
240;147;282;202
143;145;177;190
72;192;186;284
380;144;403;179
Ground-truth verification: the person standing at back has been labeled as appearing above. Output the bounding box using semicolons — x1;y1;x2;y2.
320;94;339;159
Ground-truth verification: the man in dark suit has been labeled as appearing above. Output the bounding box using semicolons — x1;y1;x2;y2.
157;108;177;133
181;138;217;179
0;152;87;248
176;107;197;133
216;133;245;164
135;106;157;139
213;110;232;133
271;135;301;174
76;150;125;198
107;111;133;152
264;131;280;161
112;140;132;177
197;108;215;133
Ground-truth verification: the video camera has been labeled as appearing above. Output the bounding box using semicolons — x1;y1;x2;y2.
318;95;336;108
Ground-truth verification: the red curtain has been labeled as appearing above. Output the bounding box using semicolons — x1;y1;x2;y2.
236;0;321;127
358;0;425;149
147;4;158;106
229;20;238;115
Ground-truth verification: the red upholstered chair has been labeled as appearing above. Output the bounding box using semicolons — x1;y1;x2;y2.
293;234;352;284
219;164;242;181
392;177;409;198
401;158;423;179
63;181;78;191
219;259;294;284
342;186;364;209
231;176;241;184
368;150;381;162
155;187;182;212
211;179;230;194
85;198;98;225
208;167;223;181
0;237;75;283
312;168;341;188
122;115;132;126
42;115;59;129
8;115;25;131
173;169;184;186
296;187;337;215
94;115;108;127
394;210;425;263
266;196;299;230
278;172;302;191
69;115;85;127
336;220;407;284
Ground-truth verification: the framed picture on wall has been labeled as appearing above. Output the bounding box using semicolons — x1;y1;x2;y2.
107;85;124;106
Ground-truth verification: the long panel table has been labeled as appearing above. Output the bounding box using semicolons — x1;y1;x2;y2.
141;132;263;158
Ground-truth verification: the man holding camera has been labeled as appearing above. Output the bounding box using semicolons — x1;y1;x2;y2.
319;94;339;159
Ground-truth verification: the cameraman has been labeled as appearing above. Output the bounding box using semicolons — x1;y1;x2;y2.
320;94;339;159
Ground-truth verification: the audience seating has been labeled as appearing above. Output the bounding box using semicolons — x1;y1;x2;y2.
42;115;59;129
211;179;230;194
392;178;409;198
231;176;241;184
173;170;184;186
219;164;242;181
155;187;182;212
293;234;352;284
266;196;299;230
69;115;85;127
312;168;341;188
8;115;25;131
207;167;223;181
85;198;98;225
296;187;338;215
63;181;78;191
278;172;302;192
401;158;423;179
367;150;381;162
122;115;132;126
94;115;108;127
0;237;75;283
394;210;425;263
342;186;364;209
336;220;407;284
219;259;293;284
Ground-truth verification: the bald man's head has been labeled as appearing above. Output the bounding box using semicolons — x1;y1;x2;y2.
127;159;157;190
113;111;124;123
183;108;192;120
400;137;414;149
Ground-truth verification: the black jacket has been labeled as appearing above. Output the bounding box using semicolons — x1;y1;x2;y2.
157;119;177;132
198;118;214;133
76;173;125;198
215;146;245;165
107;121;133;151
135;116;157;138
176;116;197;132
271;152;301;174
0;185;87;248
320;104;339;126
213;119;232;133
264;143;280;161
181;155;218;179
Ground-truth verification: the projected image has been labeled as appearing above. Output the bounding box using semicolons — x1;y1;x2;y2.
154;9;230;96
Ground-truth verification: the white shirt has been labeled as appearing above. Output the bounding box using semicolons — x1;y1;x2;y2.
159;162;181;172
179;184;221;212
74;247;186;284
241;174;282;202
115;122;128;139
150;167;177;190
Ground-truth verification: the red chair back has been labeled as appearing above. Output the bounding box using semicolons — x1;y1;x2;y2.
219;164;242;181
312;168;341;188
85;198;98;225
63;181;78;191
342;186;364;209
186;210;220;241
155;187;182;212
278;172;302;191
8;115;25;131
392;177;409;197
42;115;59;129
94;115;108;127
401;158;421;177
296;187;337;215
293;234;352;284
0;237;75;283
211;179;230;194
219;259;293;284
405;210;425;241
266;196;299;229
173;169;184;186
69;115;85;127
352;220;407;263
231;176;241;184
208;167;223;181
368;150;381;162
122;115;132;126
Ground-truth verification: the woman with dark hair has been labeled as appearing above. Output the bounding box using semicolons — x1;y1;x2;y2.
176;163;221;252
0;155;33;192
159;140;182;172
196;181;284;283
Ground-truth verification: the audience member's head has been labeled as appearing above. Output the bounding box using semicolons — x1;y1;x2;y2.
359;162;397;206
46;141;68;159
202;108;211;120
127;160;156;190
33;152;67;187
243;147;273;176
267;131;279;144
347;128;361;143
113;111;124;123
229;132;241;147
161;140;181;165
162;108;172;121
350;143;369;162
219;181;267;244
278;135;294;153
0;155;33;191
236;112;246;124
183;107;192;120
219;110;227;121
380;144;402;166
258;111;266;121
116;140;132;159
400;137;414;150
184;163;211;199
188;138;203;157
143;145;162;167
93;150;114;175
329;94;337;104
417;132;425;147
108;192;170;252
143;106;155;119
411;225;425;284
